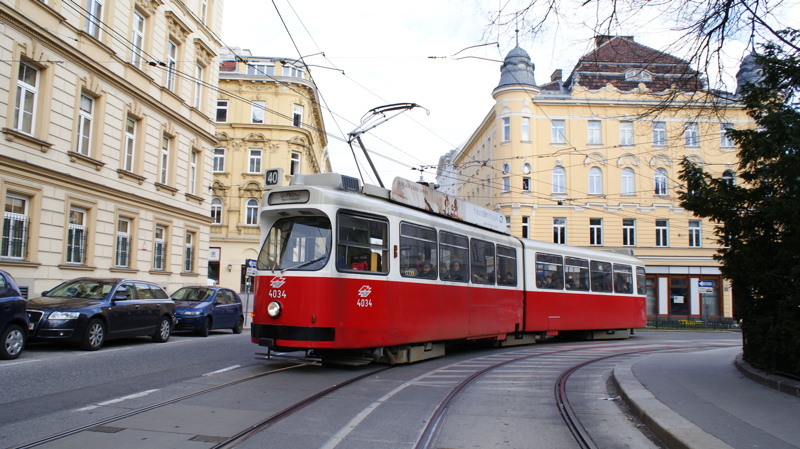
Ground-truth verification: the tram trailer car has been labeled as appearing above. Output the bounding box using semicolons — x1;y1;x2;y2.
251;173;646;365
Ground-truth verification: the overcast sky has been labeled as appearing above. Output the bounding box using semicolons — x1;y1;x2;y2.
219;0;766;185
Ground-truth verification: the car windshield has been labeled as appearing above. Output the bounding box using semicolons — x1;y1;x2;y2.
47;280;115;300
172;288;213;302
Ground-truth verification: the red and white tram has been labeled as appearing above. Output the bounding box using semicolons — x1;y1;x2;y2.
251;173;646;364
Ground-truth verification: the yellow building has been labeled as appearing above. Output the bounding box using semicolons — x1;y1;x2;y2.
440;36;751;322
210;48;330;289
1;0;222;294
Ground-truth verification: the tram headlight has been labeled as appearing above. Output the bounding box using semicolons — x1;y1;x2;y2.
267;301;282;318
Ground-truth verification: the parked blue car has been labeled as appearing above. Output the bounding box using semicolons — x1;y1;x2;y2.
171;286;244;336
1;269;28;360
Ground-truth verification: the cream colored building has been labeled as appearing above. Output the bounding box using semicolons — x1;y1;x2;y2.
439;36;752;321
0;0;222;295
210;48;330;290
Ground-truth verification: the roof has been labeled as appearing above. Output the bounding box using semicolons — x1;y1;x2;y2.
495;44;537;89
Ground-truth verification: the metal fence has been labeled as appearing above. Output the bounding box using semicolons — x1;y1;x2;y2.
643;320;739;331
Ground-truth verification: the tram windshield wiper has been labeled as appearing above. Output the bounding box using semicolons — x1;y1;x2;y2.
280;256;327;273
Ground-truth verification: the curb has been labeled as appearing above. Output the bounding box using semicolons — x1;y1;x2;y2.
734;354;800;398
612;361;734;449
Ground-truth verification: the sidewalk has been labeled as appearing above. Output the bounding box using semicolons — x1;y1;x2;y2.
613;347;800;449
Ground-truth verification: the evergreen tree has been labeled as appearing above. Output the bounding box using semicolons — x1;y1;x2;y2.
678;30;800;377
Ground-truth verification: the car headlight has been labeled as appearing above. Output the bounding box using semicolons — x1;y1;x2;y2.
182;311;202;316
48;311;81;320
267;301;282;318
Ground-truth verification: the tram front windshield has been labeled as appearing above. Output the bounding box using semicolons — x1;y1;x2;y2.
258;217;332;271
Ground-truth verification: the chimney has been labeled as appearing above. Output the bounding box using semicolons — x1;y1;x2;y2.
550;69;562;82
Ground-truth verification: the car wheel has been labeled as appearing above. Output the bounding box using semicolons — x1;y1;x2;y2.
1;324;25;360
232;316;244;334
152;316;172;342
197;317;211;337
80;319;105;351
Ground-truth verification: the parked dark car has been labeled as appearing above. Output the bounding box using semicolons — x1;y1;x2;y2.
171;286;244;336
1;270;28;360
26;278;175;350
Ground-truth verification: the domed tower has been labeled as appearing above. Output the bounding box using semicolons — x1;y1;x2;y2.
735;51;764;97
492;43;539;99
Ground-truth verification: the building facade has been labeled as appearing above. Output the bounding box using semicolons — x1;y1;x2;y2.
0;0;222;295
439;36;752;322
210;48;330;290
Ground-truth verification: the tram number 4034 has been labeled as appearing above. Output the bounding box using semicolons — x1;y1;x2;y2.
268;289;287;299
356;298;373;308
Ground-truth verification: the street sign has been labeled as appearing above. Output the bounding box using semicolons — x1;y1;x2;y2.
699;287;714;294
698;280;713;288
245;259;257;277
265;168;284;189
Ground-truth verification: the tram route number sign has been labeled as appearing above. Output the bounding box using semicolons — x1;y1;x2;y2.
265;168;284;190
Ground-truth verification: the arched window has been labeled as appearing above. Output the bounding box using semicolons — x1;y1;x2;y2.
245;199;259;225
722;169;736;185
654;168;668;195
588;167;602;195
552;167;566;194
621;168;635;195
211;197;223;224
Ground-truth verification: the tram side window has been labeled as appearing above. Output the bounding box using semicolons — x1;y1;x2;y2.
591;260;613;292
399;223;438;279
470;239;495;284
258;216;332;271
439;231;469;282
496;245;517;286
337;213;389;274
636;267;646;295
536;253;563;289
564;257;590;291
613;264;634;294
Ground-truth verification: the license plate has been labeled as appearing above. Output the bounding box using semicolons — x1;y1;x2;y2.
28;323;35;331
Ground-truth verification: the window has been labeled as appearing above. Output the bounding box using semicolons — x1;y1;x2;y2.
184;231;195;272
200;0;207;22
502;117;510;142
439;231;469;282
689;220;702;247
621;168;635;195
123;116;137;172
86;0;104;39
211;197;223;224
655;219;669;247
589;218;602;245
551;120;565;144
522;177;531;191
159;133;171;184
292;105;303;127
470;238;495;284
552;167;566;194
116;218;131;267
245;199;259;225
502;162;510;174
620;121;634;146
653;122;666;146
248;149;262;173
505;216;511;233
565;257;589;291
400;223;438;279
193;64;203;108
336;213;388;273
76;94;94;155
2;194;29;259
521;117;530;141
131;11;145;68
247;61;274;76
685;123;699;147
587;120;601;145
14;62;39;134
536;253;563;289
290;151;301;175
553;218;566;244
588;167;602;195
216;100;228;122
153;225;167;270
654;168;668;195
166;40;178;91
591;260;613;292
282;64;305;77
522;216;529;239
720;123;734;148
496;245;517;286
625;68;653;81
66;207;87;264
188;151;198;195
502;177;510;192
613;264;633;293
213;148;225;172
722;169;735;185
623;219;635;246
252;101;265;124
258;216;332;271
